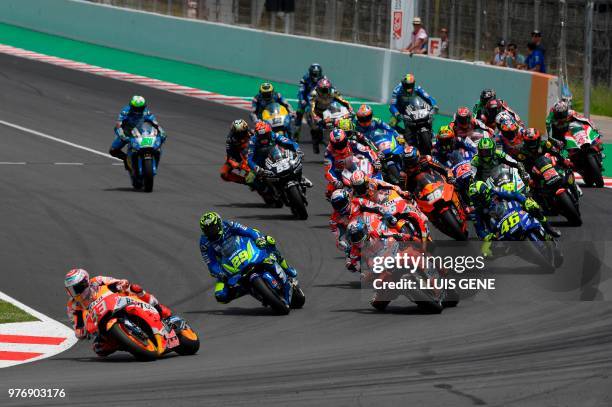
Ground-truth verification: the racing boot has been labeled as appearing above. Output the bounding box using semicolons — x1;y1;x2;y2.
543;222;561;239
301;176;313;188
370;297;390;312
109;148;129;171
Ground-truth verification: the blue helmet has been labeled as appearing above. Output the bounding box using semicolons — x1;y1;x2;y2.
330;189;350;214
347;219;367;244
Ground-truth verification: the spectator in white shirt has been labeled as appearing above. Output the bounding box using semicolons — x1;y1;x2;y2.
403;17;428;54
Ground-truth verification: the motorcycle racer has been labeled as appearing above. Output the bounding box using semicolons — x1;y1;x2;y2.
309;78;353;153
388;73;438;130
473;88;497;118
355;104;405;144
295;63;325;138
220;119;254;185
432;125;477;164
250;82;294;124
324;129;380;195
199;212;298;303
64;268;172;357
471;137;530;182
449;107;492;145
400;145;453;193
545;100;597;144
110;95;167;168
468;181;561;243
336;117;377;150
480;98;524;130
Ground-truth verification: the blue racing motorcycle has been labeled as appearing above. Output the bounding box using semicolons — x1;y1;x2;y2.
488;200;562;271
368;128;404;185
126;121;163;192
219;235;306;315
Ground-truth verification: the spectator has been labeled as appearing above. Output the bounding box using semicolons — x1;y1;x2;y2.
525;41;546;73
504;43;525;69
531;30;545;55
490;40;506;66
403;17;428;54
439;28;449;58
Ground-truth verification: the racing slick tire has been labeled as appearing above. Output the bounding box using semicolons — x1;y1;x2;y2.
251;276;291;315
109;322;158;361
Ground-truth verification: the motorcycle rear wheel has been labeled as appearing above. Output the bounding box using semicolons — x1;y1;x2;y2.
251;276;290;315
418;131;433;155
109;322;158;361
587;154;604;188
290;283;306;309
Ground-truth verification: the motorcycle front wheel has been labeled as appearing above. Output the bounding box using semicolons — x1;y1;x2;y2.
251;276;290;315
287;184;308;220
557;191;582;226
143;158;155;192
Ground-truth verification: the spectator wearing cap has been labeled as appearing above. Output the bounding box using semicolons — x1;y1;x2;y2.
504;43;526;69
439;28;449;58
525;41;546;73
403;17;428;54
531;30;545;55
490;40;506;66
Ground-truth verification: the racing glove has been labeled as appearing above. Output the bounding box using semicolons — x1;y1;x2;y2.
245;171;256;185
255;237;268;248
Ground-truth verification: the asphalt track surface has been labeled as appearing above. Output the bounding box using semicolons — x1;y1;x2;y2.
0;53;610;407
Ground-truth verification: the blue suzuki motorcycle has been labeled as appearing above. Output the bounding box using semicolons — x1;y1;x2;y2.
368;128;404;185
126;121;163;192
219;235;305;315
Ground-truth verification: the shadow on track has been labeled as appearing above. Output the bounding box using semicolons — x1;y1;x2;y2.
312;281;361;289
184;307;281;316
237;213;298;221
216;202;268;209
103;187;137;192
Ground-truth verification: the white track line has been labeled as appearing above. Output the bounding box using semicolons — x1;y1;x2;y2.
0;119;120;161
0;162;26;165
53;162;84;165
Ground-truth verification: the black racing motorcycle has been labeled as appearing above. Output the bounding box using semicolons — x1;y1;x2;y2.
401;95;435;154
260;145;309;220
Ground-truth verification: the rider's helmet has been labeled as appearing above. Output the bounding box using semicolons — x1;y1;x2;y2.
347;219;368;244
350;170;369;196
552;100;570;126
485;99;501;121
401;73;416;94
479;89;496;107
316;78;333;97
436;125;457;153
259;82;274;102
356;105;373;128
454;107;473;131
330;189;351;214
200;211;224;242
308;63;323;82
254;121;273;146
336;117;356;135
230;119;249;138
64;268;91;301
329;128;349;153
129;95;147;115
468;181;492;208
402;145;420;171
477;137;496;164
499;119;519;141
522;128;541;151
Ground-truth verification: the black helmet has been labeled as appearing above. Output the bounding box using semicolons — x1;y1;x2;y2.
480;89;496;106
308;63;323;82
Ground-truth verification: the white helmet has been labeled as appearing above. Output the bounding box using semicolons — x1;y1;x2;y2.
64;268;90;299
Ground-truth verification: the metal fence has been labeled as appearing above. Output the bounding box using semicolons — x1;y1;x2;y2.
91;0;611;87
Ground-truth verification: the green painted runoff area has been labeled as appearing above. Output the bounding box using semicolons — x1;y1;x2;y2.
0;300;37;323
0;22;608;174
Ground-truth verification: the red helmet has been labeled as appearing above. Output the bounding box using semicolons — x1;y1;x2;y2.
316;78;333;96
454;107;473;130
499;119;519;141
350;170;368;196
329;128;349;152
356;104;373;127
523;128;541;150
402;145;420;169
254;121;272;145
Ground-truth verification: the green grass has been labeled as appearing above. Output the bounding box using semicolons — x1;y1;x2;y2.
0;300;38;323
570;82;612;117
